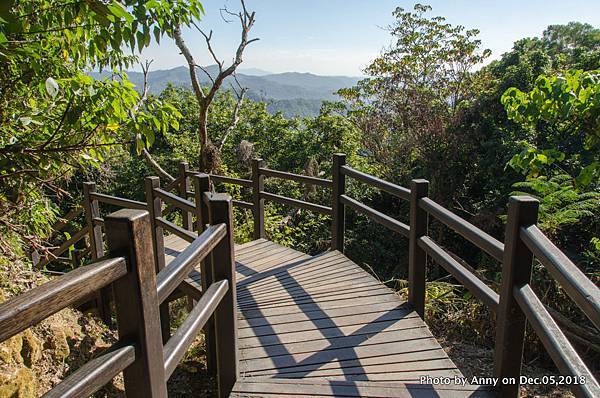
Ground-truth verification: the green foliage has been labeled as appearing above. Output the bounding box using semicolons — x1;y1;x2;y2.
510;174;600;233
502;69;600;186
0;1;200;253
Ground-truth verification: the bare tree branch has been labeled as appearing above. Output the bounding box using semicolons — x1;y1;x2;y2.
174;25;206;101
173;0;258;171
219;84;247;151
131;59;176;182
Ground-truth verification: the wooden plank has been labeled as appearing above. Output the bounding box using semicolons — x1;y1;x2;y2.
235;238;270;252
238;282;389;309
239;294;403;320
239;319;426;349
237;252;348;288
419;196;504;262
243;358;458;379
238;265;381;295
239;310;423;339
238;274;382;303
245;348;447;376
261;191;333;216
238;285;397;311
239;302;411;329
231;378;494;397
240;326;437;360
237;252;357;289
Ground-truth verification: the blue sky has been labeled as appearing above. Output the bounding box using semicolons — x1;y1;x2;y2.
139;0;600;76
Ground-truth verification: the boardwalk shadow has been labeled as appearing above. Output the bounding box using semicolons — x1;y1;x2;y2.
236;251;414;395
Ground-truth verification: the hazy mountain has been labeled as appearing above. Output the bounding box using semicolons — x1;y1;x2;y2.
91;65;360;117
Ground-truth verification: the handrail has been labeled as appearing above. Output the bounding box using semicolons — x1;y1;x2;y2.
418;236;500;311
42;342;136;398
233;199;253;209
420;197;504;262
341;165;410;201
156;217;197;243
163;279;229;379
156;224;227;303
0;257;127;341
164;176;181;192
211;173;253;187
340;194;409;237
520;224;600;330
260;167;333;188
514;284;600;397
51;207;83;234
89;192;147;210
154;188;196;214
37;226;90;268
184;170;253;187
260;191;333;215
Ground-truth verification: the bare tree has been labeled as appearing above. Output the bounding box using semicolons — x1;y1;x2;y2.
131;61;177;182
174;0;258;171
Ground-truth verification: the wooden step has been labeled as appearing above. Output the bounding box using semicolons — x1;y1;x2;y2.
230;378;496;397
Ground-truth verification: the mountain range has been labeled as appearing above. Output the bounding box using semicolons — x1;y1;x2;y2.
92;65;360;117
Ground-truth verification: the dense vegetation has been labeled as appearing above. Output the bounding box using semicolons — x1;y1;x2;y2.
1;1;599;393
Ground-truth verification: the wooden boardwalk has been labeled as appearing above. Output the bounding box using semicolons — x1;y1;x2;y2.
165;235;495;397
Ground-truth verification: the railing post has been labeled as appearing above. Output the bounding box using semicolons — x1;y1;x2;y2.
251;158;265;240
494;196;539;397
105;209;168;398
83;182;111;325
144;176;170;344
408;179;429;319
207;193;238;397
178;161;192;231
331;153;346;252
193;173;211;234
193;174;217;374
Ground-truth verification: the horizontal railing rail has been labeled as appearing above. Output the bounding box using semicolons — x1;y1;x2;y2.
163;176;182;192
260;167;333;188
420;197;504;262
341;165;410;201
520;224;600;330
50;207;83;236
418;236;500;311
154;188;196;214
184;169;252;187
163;279;229;379
3;200;238;398
156;217;198;243
89;192;147;210
35;226;91;269
43;342;137;398
232;199;253;209
0;257;127;342
514;284;600;397
260;191;332;215
156;224;226;303
340;194;409;237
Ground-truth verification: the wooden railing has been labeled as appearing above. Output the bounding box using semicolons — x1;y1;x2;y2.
24;153;598;398
0;194;238;398
169;154;599;398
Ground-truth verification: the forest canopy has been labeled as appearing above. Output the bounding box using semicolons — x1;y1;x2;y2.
0;2;599;388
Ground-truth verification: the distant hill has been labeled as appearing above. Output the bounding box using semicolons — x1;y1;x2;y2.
91;65;360;117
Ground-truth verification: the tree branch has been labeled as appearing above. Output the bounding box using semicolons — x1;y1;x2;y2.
173;25;206;101
219;82;247;151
